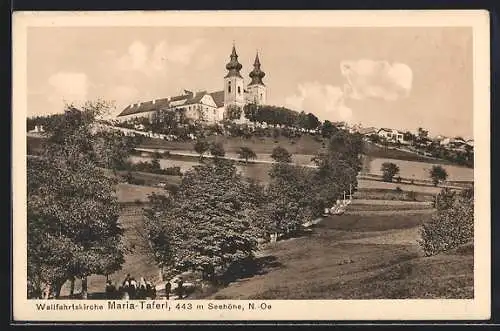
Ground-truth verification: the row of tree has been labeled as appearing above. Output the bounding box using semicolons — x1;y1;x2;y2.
243;104;321;130
27;102;133;299
381;162;449;186
26;101;363;296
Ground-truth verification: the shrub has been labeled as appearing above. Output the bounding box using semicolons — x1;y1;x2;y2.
406;191;417;201
381;162;400;182
429;165;448;186
418;189;473;256
164;166;182;176
395;186;403;193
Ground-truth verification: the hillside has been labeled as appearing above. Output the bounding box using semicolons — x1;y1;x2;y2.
201;202;473;300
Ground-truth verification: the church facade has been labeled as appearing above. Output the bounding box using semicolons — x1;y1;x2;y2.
116;44;267;124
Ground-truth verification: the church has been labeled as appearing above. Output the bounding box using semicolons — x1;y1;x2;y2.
116;44;267;124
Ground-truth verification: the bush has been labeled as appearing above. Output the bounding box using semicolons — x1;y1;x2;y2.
381;162;400;182
130;177;146;185
406;191;417;201
418;189;473;256
164;166;182;176
429;165;448;186
395;186;403;193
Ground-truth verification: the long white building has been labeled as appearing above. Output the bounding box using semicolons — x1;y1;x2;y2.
116;44;268;124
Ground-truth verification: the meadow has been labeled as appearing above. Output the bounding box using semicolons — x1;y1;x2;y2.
366;157;474;182
201;200;472;300
30;134;473;299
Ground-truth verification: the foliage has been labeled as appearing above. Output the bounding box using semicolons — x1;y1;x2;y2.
321;120;338;138
142;193;175;276
312;130;363;212
381;162;400;182
209;142;226;158
237;146;257;163
271;146;292;163
152;159;263;280
193;139;210;160
27;102;125;298
243;103;259;123
418;188;474;256
226;105;243;121
433;188;456;210
127;159;182;176
263;163;317;234
429;165;448;186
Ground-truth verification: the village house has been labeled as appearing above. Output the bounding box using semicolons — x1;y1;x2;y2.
358;127;378;137
377;128;410;145
440;136;467;147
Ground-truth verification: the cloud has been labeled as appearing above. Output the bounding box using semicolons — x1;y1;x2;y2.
340;59;413;101
285;82;353;122
284;59;413;124
47;72;89;111
117;39;205;75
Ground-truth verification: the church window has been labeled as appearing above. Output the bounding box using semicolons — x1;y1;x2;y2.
228;82;232;93
260;93;263;100
238;86;241;94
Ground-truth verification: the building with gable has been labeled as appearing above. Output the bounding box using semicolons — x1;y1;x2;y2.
115;44;267;124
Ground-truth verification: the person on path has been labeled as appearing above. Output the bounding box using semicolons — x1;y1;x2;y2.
177;278;184;299
165;281;172;300
105;280;116;299
122;274;131;287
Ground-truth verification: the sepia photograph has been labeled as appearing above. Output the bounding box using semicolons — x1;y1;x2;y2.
12;10;490;321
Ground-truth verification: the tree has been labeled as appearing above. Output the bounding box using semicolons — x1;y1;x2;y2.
271;146;292;163
209;142;226;158
312;130;363;211
429;165;448;186
321;120;337;138
142;192;176;280
193;139;210;161
305;113;321;131
243;103;259;123
237;146;257;164
226;104;243;121
403;131;415;143
154;160;263;280
417;127;429;139
264;163;317;237
381;162;400;182
419;188;473;256
27;102;125;299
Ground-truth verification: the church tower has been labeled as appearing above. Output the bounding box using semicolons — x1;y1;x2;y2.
224;44;246;110
247;52;267;105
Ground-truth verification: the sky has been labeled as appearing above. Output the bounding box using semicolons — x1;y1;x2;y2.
27;26;473;139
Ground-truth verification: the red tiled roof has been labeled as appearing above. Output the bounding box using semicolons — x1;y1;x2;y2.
117;90;225;117
184;91;207;105
209;90;225;108
117;97;170;117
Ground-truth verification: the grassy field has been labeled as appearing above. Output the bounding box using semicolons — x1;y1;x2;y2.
58;181;471;300
203;212;473;300
30;134;473;299
138;135;326;155
366;157;474;182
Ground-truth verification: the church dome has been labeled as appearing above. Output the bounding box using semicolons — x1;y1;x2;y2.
225;44;243;78
248;52;265;86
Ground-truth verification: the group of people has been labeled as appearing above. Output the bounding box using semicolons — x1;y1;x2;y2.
104;274;188;300
105;274;157;300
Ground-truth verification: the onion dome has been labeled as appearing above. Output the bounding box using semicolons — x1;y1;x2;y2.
248;52;265;86
225;44;243;78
